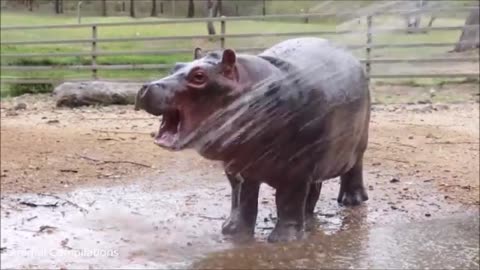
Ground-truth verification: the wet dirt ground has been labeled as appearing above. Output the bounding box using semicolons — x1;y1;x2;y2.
1;83;479;269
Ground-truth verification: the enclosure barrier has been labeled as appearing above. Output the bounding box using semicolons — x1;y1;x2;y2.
1;6;479;85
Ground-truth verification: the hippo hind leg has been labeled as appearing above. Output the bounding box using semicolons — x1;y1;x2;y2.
222;172;260;238
337;157;368;206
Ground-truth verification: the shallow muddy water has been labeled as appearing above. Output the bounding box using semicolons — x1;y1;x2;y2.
1;168;478;269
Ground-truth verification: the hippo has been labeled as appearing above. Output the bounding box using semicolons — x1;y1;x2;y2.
135;37;371;242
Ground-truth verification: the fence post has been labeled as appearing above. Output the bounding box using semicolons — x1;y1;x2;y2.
366;15;373;82
91;25;98;80
77;1;83;24
220;16;226;50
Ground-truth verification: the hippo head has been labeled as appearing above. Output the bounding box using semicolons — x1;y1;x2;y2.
135;48;246;155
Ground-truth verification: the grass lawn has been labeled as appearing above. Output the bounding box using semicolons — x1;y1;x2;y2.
0;11;470;96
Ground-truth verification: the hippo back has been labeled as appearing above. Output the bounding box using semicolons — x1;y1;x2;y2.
258;37;368;105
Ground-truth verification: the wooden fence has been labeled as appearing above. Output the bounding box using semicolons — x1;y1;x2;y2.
1;6;479;85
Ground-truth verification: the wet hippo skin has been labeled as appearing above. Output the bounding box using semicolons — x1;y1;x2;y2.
135;37;371;242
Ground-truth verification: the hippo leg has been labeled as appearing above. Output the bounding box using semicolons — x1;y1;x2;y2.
305;182;322;217
305;182;322;231
337;158;368;206
268;181;310;243
222;173;260;237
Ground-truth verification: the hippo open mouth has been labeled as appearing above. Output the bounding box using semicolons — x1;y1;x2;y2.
154;109;183;150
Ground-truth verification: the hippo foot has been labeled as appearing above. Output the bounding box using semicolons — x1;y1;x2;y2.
267;223;305;243
305;214;319;232
221;213;254;237
338;188;368;206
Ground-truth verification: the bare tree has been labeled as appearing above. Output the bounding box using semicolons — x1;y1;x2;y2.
405;0;426;33
206;0;216;35
215;0;222;16
151;0;157;17
427;16;436;27
187;0;194;18
130;0;135;18
452;8;480;52
26;0;33;11
101;0;107;16
54;0;63;14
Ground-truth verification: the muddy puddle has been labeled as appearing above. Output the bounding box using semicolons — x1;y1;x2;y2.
1;167;479;269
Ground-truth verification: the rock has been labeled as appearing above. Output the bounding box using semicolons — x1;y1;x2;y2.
412;105;433;113
417;99;431;105
390;178;400;183
5;111;18;117
434;104;449;111
53;81;143;108
14;103;27;110
47;119;60;124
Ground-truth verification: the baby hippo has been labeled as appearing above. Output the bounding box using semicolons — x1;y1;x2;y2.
135;37;371;242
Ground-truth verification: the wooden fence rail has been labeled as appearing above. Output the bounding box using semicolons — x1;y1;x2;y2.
1;6;475;30
1;6;479;85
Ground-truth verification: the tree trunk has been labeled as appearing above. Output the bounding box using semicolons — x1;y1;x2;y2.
130;0;135;18
187;0;194;18
55;0;63;14
215;0;222;16
101;0;107;16
206;0;216;35
453;8;480;52
427;16;435;27
151;0;157;17
405;0;425;34
55;0;60;14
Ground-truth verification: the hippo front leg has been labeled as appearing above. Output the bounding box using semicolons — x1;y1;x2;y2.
305;182;322;218
268;181;310;243
222;172;260;237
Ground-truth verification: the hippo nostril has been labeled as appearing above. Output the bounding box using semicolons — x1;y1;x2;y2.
135;84;151;110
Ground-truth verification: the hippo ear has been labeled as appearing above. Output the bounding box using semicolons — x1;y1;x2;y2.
193;48;203;60
221;49;236;67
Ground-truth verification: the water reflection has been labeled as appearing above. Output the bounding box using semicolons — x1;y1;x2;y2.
192;214;479;269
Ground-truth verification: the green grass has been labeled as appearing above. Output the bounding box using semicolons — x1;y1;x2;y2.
0;11;471;97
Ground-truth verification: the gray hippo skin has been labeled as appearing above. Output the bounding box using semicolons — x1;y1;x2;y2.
135;37;371;242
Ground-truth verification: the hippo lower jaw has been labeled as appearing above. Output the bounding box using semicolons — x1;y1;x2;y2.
154;109;184;151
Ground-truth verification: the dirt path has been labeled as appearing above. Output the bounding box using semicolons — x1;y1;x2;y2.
0;84;479;269
1;84;479;205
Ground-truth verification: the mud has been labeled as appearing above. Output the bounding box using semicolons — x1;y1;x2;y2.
1;84;479;268
1;168;478;269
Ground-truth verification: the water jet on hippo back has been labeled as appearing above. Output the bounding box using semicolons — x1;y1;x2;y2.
135;37;371;242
